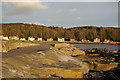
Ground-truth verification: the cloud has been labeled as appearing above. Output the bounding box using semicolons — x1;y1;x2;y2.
74;17;81;20
34;21;41;25
3;0;48;16
34;21;45;25
4;1;48;9
2;0;118;2
56;9;63;13
70;8;77;12
47;19;53;22
2;0;41;2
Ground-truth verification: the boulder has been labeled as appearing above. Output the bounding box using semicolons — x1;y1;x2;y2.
88;62;118;71
54;43;71;48
54;43;85;56
94;63;118;71
42;68;83;78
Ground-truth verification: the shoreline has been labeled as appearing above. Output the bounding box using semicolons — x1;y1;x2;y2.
44;41;120;45
2;40;120;45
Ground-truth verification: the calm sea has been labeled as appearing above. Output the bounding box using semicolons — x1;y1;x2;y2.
71;44;120;51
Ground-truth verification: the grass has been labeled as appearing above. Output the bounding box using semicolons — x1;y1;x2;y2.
2;40;45;52
3;40;44;44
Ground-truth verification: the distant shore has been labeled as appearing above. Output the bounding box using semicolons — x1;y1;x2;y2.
45;41;120;45
2;40;120;46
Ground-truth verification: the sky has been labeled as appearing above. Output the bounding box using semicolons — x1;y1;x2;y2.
1;0;119;28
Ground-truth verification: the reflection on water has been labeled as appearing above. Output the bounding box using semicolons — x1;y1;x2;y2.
71;44;120;51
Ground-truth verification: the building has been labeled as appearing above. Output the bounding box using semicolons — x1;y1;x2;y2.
58;38;65;42
28;37;35;41
3;36;9;40
87;40;90;42
70;39;76;42
20;38;26;41
47;38;53;41
0;35;3;40
81;39;87;42
38;38;43;41
104;39;110;43
9;36;19;40
94;38;100;43
81;39;90;43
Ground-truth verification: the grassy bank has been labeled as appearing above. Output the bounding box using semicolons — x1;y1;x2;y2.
1;40;43;53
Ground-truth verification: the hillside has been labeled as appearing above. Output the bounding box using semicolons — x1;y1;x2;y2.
2;23;120;42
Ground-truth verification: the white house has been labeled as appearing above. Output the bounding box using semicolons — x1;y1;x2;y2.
9;36;19;40
47;38;53;41
28;37;35;41
3;36;9;40
58;38;65;42
104;39;110;43
0;35;3;40
81;39;87;42
20;38;26;41
38;38;43;41
94;38;100;42
70;39;76;42
81;39;90;43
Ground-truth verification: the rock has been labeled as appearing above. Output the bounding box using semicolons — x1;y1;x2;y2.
71;49;86;56
42;68;83;78
110;50;118;53
54;43;71;48
9;69;17;73
2;45;89;78
54;43;85;56
89;62;118;71
96;63;118;71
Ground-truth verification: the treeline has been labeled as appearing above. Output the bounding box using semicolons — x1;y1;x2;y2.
2;23;120;42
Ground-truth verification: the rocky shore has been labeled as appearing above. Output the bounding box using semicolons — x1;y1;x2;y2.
2;43;120;79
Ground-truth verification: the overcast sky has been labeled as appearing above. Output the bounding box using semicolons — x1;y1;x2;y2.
2;0;119;28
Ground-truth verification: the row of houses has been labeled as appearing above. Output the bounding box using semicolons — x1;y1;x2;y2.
0;36;43;41
0;36;111;43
